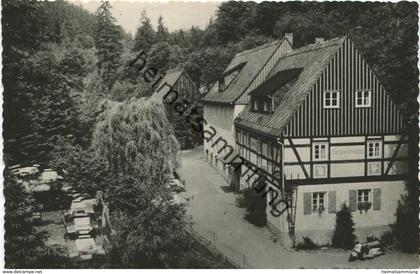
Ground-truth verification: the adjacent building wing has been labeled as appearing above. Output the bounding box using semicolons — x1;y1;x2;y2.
202;38;293;105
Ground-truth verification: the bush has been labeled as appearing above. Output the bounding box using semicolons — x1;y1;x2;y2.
295;237;318;250
395;194;419;253
244;185;266;227
331;203;356;250
235;194;248;208
380;231;395;247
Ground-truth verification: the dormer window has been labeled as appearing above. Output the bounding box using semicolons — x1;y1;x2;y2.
323;90;340;108
355;90;371;108
263;101;269;112
219;62;246;92
219;78;225;91
252;96;273;113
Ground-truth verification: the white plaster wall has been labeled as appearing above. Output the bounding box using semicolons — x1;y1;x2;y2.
331;136;365;143
203;105;236;153
284;138;310;145
330;145;365;161
384;135;405;142
385;160;408;175
284;147;310;162
330;162;364;177
384;143;408;158
284;165;310;180
293;180;406;236
233;104;246;119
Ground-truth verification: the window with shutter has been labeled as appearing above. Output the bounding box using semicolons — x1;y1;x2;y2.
349;190;357;211
312;192;326;213
373;188;381;210
328;191;337;213
303;192;312;215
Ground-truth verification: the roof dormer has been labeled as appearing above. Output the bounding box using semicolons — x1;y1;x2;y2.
219;62;246;92
249;67;303;111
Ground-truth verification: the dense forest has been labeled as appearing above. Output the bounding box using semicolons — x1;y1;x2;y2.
2;0;418;268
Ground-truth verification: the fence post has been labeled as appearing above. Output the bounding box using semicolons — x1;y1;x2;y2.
242;254;246;268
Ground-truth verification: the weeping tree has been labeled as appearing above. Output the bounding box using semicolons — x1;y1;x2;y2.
91;98;194;268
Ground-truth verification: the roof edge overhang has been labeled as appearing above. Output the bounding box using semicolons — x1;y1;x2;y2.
201;99;234;106
234;117;283;138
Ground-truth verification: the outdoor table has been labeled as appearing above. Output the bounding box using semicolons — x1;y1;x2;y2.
74;216;93;235
75;238;97;260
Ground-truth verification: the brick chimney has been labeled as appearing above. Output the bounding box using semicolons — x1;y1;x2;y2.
285;33;293;47
315;37;325;43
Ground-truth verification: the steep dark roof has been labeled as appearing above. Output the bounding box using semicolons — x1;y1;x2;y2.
249;68;303;96
151;70;199;101
236;37;346;136
155;70;184;94
202;39;289;104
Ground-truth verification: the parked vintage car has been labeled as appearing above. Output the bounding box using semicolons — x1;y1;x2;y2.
349;239;385;261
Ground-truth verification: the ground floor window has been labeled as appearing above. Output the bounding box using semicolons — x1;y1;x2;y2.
357;189;371;202
357;189;372;211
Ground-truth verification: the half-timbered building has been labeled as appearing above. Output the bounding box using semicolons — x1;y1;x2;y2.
153;70;200;102
152;69;202;149
202;35;293;190
234;37;408;246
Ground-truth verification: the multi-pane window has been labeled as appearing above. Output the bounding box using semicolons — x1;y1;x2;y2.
261;158;267;171
356;90;372;107
250;152;257;164
313;143;328;161
236;130;242;145
253;97;273;113
312;192;326;212
267;161;272;172
357;189;371;203
240;147;244;157
323;91;340;108
261;142;268;157
250;137;258;152
367;141;382;159
263;101;269;112
271;147;279;161
268;144;273;160
243;133;248;147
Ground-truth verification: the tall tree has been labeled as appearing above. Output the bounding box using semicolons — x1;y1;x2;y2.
156;15;169;42
213;1;257;44
94;1;123;90
132;10;155;52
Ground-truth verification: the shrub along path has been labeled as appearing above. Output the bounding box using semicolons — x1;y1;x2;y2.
179;147;418;269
